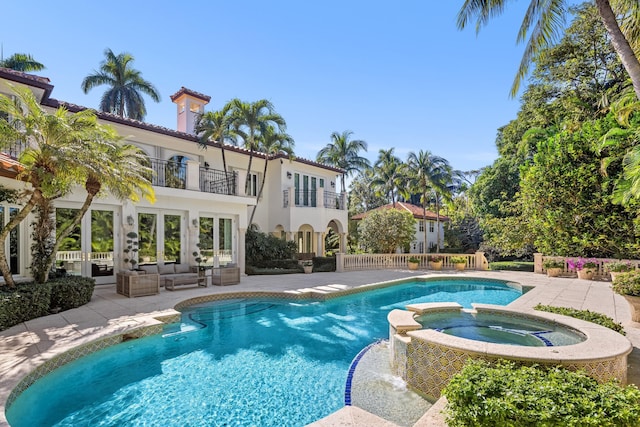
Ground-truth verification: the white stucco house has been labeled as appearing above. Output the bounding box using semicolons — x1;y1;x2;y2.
351;201;449;253
0;68;348;284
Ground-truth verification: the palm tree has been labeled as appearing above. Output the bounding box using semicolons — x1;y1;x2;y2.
195;101;237;193
249;126;295;226
0;86;154;285
0;53;45;71
81;48;160;121
43;142;155;282
316;130;370;192
371;148;404;207
457;0;640;101
228;99;286;196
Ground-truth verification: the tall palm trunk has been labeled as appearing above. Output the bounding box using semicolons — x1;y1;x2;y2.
219;143;233;195
596;0;640;100
249;155;270;226
435;195;441;253
0;191;43;287
422;201;428;254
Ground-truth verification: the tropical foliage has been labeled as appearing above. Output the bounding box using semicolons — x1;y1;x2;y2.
357;208;416;253
470;4;640;260
317;130;370;192
443;360;640;427
0;85;154;285
457;0;640;101
0;53;45;71
81;48;160;121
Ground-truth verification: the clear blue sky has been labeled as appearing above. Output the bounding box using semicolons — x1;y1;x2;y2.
2;1;543;173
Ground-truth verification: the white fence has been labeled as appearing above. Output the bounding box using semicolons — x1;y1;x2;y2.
337;252;489;272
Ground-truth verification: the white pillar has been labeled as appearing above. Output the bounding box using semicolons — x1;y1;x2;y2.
238;227;246;275
316;232;324;256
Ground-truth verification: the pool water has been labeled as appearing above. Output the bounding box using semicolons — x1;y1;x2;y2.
416;310;586;346
7;278;523;427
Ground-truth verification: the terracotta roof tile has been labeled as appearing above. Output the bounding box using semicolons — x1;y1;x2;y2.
0;153;23;178
169;86;211;103
0;67;53;101
351;202;449;221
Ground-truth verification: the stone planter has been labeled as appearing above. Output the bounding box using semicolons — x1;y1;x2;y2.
623;295;640;322
577;269;595;280
546;267;563;277
430;261;443;271
408;261;419;271
303;265;313;274
454;263;466;271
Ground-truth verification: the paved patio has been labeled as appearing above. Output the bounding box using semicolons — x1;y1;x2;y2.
1;270;639;427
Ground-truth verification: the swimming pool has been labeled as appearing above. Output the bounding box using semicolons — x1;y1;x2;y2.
6;278;524;427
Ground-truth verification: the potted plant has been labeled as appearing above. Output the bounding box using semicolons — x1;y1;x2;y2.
122;231;139;271
192;243;208;276
604;261;634;282
543;259;565;277
301;260;313;274
408;256;420;270
429;255;443;271
450;256;467;271
612;270;640;322
568;257;598;280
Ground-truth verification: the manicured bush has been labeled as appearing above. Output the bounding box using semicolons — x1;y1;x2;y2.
312;256;336;272
245;265;303;275
612;270;640;296
245;229;297;265
489;261;534;272
534;304;625;335
0;282;52;331
443;360;640;427
49;276;95;311
250;259;300;270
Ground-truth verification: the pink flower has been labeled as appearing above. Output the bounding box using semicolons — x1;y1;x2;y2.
567;257;598;271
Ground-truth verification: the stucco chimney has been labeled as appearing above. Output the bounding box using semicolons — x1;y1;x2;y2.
169;87;211;135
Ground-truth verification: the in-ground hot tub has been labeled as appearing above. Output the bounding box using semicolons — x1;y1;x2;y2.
388;302;632;400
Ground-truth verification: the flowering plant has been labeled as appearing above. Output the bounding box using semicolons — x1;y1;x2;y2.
567;257;598;272
408;256;420;263
543;259;564;269
429;255;443;262
604;261;633;273
450;256;467;264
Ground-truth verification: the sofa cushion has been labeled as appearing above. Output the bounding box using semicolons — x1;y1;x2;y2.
158;264;176;275
140;265;158;275
174;264;191;274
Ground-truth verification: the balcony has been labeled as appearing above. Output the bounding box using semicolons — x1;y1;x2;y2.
200;167;237;196
148;158;237;196
283;189;345;210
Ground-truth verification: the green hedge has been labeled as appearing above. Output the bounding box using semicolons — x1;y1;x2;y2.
312;256;336;272
49;276;95;311
534;304;625;335
489;261;534;272
0;277;95;331
443;360;640;427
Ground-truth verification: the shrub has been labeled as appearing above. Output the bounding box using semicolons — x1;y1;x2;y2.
443;360;640;427
543;259;565;269
605;261;634;273
0;282;52;331
312;257;336;272
245;265;303;275
612;270;640;296
534;304;625;335
246;229;297;264
450;256;467;264
49;276;95;311
408;256;420;263
489;261;534;272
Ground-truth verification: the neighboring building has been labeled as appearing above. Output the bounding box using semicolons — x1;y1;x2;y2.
0;68;348;284
351;202;449;253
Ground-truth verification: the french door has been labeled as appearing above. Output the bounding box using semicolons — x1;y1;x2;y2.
137;210;185;265
55;206;118;285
